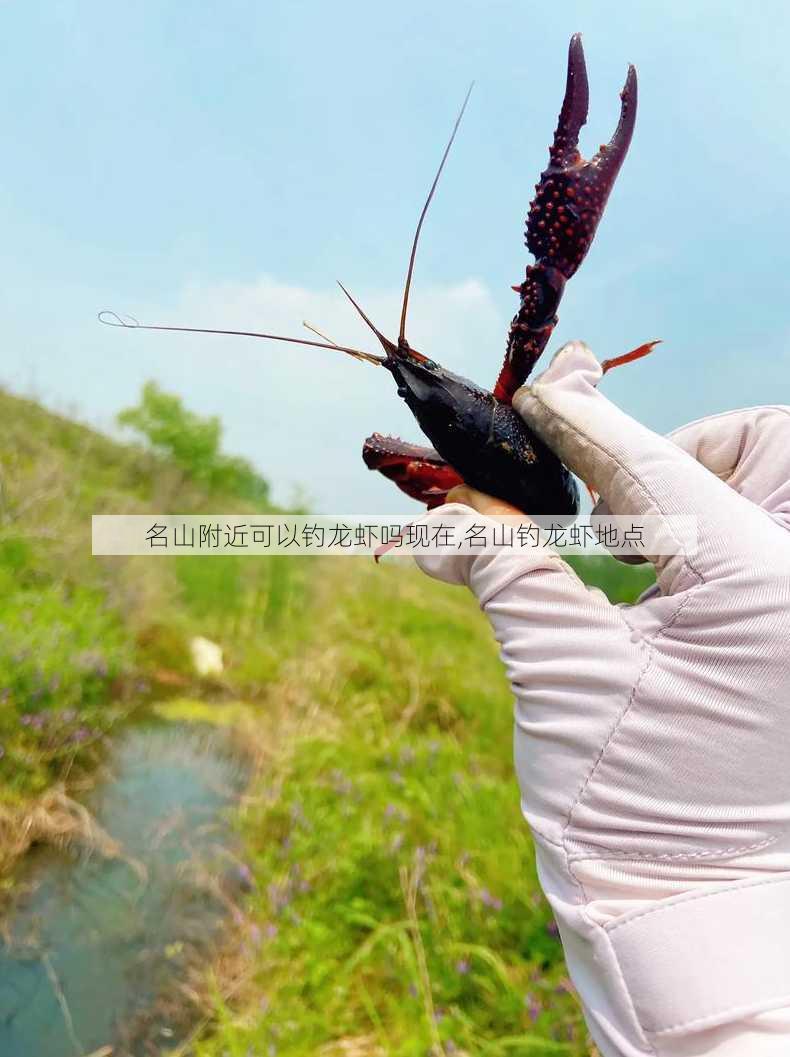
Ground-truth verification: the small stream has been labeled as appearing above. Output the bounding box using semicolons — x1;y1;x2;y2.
0;722;249;1057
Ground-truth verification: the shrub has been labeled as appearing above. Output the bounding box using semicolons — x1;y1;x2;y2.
118;381;270;504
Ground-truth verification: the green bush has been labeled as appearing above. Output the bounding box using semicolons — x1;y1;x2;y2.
118;381;270;504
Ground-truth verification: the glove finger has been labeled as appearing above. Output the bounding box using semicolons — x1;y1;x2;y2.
514;341;789;590
668;406;790;531
413;503;612;612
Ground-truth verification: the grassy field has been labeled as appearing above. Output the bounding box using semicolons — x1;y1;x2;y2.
0;386;307;843
0;384;654;1055
182;557;652;1057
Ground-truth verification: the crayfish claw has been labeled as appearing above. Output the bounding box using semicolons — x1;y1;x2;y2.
526;53;638;281
494;38;639;403
591;63;638;177
362;433;462;507
550;33;590;168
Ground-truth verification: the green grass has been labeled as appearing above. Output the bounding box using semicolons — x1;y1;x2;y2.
0;581;130;798
0;384;655;1053
188;555;652;1057
0;387;306;808
566;554;654;604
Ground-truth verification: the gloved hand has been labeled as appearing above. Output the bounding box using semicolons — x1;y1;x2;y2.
414;341;790;1057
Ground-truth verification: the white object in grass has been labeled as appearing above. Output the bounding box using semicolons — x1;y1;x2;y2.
190;636;224;678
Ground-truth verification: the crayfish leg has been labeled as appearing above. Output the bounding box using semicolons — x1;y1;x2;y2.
601;339;661;375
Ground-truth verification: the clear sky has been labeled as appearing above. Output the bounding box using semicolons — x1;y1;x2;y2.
1;1;789;511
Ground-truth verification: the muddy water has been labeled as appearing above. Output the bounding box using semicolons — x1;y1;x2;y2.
0;724;248;1056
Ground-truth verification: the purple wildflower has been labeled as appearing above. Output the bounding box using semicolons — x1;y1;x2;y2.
524;993;542;1022
267;880;291;914
237;862;255;890
479;888;503;912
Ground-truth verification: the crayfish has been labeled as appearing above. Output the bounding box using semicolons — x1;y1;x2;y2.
101;35;652;516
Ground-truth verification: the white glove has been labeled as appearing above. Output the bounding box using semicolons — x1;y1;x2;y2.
415;341;790;1057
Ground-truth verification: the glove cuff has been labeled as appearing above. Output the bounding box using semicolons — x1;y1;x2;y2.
604;873;790;1039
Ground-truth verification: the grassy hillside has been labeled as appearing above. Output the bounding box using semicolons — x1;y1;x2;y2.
0;385;654;1054
0;387;306;818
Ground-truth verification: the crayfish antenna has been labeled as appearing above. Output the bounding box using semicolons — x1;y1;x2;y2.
303;320;336;343
98;311;385;365
336;282;398;356
398;82;474;345
302;320;378;364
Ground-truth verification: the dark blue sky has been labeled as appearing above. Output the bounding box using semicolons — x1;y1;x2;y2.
1;1;789;510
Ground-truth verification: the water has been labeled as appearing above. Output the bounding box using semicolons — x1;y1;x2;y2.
0;724;248;1057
